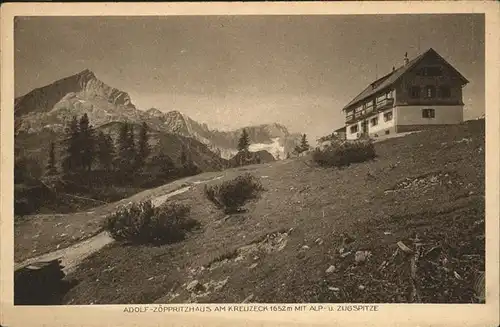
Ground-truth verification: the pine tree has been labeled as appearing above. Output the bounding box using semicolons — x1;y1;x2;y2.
116;123;136;174
179;145;199;176
237;128;250;152
79;113;95;172
105;134;116;170
152;152;176;178
300;134;309;153
179;146;188;167
45;142;57;175
129;124;137;168
135;122;150;170
96;131;115;172
115;123;127;172
62;116;81;174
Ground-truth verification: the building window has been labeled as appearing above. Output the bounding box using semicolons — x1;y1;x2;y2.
439;86;451;98
383;110;393;122
385;130;390;135
370;117;378;126
424;85;436;98
409;86;420;98
422;108;435;118
350;124;359;134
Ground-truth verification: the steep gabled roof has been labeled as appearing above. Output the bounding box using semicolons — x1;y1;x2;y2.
342;48;469;111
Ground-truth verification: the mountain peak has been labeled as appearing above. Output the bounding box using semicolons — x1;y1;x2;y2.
76;68;96;79
166;110;183;117
15;68;134;118
146;108;164;118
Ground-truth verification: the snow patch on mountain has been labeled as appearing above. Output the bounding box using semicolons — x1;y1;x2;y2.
14;69;302;163
218;148;239;160
249;137;285;160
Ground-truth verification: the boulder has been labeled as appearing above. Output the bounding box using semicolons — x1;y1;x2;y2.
325;265;336;274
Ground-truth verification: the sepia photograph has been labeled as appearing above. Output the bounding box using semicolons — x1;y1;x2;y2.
4;5;494;315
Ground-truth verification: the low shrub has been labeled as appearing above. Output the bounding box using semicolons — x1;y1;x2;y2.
312;139;376;168
14;182;56;216
104;201;199;245
204;173;265;214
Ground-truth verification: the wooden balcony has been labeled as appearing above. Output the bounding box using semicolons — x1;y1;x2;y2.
345;98;394;124
345;109;375;124
375;97;394;110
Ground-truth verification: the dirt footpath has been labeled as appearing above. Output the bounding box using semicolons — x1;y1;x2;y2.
14;172;225;264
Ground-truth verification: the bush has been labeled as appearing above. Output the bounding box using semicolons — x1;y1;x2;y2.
14;182;55;216
312;139;376;168
104;201;199;244
204;173;265;214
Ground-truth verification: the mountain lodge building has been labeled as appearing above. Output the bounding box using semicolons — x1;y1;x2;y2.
342;48;469;140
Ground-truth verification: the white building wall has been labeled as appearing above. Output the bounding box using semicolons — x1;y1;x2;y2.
346;121;360;140
367;109;396;136
395;105;463;126
345;108;397;140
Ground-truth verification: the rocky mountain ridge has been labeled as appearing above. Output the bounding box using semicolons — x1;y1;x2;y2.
15;69;301;159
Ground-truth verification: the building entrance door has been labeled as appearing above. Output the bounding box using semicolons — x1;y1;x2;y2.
361;120;368;134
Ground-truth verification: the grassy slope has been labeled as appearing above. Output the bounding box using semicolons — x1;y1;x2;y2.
14;175;218;263
41;120;484;304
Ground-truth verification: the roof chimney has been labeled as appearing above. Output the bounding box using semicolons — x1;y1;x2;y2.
392;66;395;72
404;52;409;66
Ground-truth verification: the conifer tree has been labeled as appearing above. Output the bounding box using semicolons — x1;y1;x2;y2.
79;113;95;172
45;142;57;175
115;123;128;172
300;134;309;153
129;124;137;171
62;116;81;174
179;146;188;167
152;151;176;178
237;128;250;152
96;131;115;172
135;122;150;170
179;145;199;176
116;123;136;174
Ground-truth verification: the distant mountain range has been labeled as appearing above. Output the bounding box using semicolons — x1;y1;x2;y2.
15;69;301;162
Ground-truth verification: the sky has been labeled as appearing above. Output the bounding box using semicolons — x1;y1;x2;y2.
14;14;484;141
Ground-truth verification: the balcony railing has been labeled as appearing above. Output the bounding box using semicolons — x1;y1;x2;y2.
375;97;394;110
345;97;394;124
